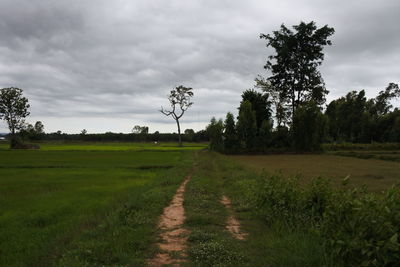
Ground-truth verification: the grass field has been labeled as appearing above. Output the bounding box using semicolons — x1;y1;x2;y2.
0;142;197;266
1;141;399;266
228;154;400;192
0;141;207;151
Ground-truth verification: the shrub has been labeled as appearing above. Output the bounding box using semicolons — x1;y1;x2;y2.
255;174;400;266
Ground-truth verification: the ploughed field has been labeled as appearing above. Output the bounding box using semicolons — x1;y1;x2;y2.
0;142;202;266
228;153;400;192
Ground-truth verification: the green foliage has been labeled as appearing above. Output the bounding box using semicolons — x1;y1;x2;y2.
260;21;334;121
132;125;149;134
0;87;30;147
255;173;400;266
292;101;327;151
325;83;400;143
223;112;238;153
240;89;272;130
258;119;273;149
321;188;400;266
207;117;224;152
237;100;257;150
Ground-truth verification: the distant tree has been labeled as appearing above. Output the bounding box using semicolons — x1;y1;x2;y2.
224;112;238;153
325;90;367;142
237;100;257;150
81;129;87;135
370;83;400;116
0;87;30;148
206;117;224;152
132;125;149;134
34;121;44;134
160;85;194;146
260;21;334;122
184;128;195;142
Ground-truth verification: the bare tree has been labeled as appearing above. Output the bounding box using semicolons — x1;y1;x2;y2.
160;85;193;146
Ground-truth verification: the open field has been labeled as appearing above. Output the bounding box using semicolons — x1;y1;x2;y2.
1;142;399;266
0;141;207;151
228;154;400;192
0;143;196;266
328;150;400;162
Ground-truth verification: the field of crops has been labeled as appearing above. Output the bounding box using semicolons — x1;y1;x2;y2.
0;142;198;266
1;142;400;266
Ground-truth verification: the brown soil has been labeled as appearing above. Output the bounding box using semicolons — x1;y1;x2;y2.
220;195;248;240
148;176;191;266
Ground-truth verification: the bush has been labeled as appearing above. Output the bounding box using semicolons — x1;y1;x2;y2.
255;174;400;266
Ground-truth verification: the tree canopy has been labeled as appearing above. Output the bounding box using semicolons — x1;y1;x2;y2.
0;87;30;147
260;21;334;122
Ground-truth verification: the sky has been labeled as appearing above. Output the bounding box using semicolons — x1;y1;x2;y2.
0;0;399;133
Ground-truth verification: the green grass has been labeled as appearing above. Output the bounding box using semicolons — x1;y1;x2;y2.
0;143;196;266
328;150;400;162
0;141;207;151
184;152;329;266
228;154;400;192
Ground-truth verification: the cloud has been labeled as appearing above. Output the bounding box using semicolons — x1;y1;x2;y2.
0;0;399;133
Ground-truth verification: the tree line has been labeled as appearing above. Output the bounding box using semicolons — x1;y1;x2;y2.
207;21;399;153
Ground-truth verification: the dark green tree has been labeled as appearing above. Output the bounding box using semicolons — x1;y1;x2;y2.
184;128;195;142
0;87;30;148
260;21;334;122
34;121;44;134
206;117;224;152
237;100;257;150
370;83;400;116
292;101;327;151
160;85;194;146
223;112;238;153
240;89;272;130
259;119;273;150
132;125;149;134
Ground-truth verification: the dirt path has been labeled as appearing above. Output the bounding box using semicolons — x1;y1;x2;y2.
220;195;248;240
148;175;191;266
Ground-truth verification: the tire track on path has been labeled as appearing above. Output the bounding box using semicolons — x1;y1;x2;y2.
148;175;191;266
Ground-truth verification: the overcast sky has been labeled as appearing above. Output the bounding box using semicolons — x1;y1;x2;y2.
0;0;399;133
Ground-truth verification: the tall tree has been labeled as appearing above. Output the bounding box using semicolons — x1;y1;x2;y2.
237;100;257;150
206;117;224;152
0;87;30;147
260;21;334;122
292;101;327;151
160;85;193;146
224;112;238;153
240;89;272;130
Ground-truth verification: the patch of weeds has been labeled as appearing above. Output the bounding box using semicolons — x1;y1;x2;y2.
188;230;217;243
189;240;245;266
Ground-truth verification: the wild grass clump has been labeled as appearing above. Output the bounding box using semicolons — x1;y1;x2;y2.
255;174;400;266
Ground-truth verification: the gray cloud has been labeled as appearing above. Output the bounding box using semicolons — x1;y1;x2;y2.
0;0;399;133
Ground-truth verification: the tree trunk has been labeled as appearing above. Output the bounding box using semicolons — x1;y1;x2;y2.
176;119;182;147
